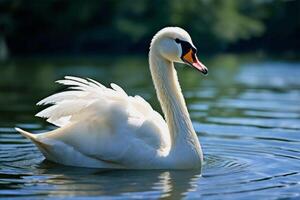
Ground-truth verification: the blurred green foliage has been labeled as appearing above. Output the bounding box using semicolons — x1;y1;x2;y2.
0;0;299;57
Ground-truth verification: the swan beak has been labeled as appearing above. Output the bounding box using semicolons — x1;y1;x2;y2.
182;49;208;75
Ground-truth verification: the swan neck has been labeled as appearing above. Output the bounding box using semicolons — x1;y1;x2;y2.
149;50;198;146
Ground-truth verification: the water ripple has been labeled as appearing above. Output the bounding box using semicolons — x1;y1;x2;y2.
1;58;300;199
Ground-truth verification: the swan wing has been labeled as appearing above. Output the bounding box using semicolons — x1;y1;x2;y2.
28;76;170;168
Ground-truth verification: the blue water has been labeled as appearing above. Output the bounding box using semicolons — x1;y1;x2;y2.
0;54;300;199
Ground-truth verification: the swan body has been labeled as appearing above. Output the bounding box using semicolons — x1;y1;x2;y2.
16;27;208;169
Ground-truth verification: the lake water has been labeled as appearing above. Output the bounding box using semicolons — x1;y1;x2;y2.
0;54;300;199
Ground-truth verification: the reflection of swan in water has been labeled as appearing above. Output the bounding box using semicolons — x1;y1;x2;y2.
35;161;200;198
158;170;200;200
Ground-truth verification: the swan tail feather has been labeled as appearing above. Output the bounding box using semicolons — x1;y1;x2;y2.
15;127;37;141
15;127;55;159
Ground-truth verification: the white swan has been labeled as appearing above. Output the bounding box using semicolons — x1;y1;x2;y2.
16;27;208;169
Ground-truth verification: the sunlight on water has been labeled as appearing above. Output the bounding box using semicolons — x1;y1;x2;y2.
0;54;300;199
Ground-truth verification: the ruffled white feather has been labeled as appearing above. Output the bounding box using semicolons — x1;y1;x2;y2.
35;76;154;127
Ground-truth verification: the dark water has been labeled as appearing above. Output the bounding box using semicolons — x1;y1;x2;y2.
1;54;300;199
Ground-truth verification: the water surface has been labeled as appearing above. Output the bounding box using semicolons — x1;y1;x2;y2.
0;54;300;199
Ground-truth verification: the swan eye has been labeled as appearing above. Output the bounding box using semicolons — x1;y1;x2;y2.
180;41;193;56
175;39;197;62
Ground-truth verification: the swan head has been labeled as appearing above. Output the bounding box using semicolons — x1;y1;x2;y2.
151;27;208;75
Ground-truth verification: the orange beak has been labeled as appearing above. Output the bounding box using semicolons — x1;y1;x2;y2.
182;49;208;75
